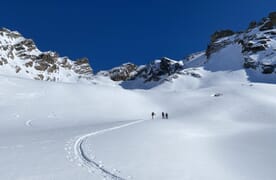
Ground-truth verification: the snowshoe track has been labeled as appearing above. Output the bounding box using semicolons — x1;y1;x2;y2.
66;120;145;180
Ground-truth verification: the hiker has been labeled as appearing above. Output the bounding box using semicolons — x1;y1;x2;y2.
165;113;168;119
151;112;155;119
162;112;165;119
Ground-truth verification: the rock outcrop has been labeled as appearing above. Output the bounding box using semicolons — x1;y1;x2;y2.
206;12;276;74
98;63;138;81
0;28;93;82
0;11;275;87
98;57;185;84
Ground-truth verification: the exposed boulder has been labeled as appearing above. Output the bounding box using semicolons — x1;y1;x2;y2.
15;66;21;73
260;21;274;31
248;21;258;30
34;62;49;71
243;58;258;69
242;43;266;53
262;64;275;74
25;61;33;68
107;63;138;81
210;30;235;43
206;40;232;58
37;52;58;64
269;12;276;25
73;57;93;75
206;30;235;58
14;39;36;52
1;57;8;64
47;64;59;73
34;74;44;80
58;58;72;69
74;57;89;65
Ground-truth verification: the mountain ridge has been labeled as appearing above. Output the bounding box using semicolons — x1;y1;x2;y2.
0;28;93;82
0;12;275;87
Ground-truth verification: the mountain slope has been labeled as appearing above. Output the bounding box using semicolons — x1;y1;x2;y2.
1;58;276;180
207;12;276;72
0;28;93;82
98;12;275;88
0;12;275;87
1;12;276;180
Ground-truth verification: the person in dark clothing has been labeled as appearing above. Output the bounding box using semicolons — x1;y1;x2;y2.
162;112;165;119
165;113;168;119
151;112;155;119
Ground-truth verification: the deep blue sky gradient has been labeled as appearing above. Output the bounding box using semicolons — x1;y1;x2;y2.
1;0;274;72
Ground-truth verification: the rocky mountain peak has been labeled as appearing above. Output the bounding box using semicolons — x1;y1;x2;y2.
0;12;275;87
0;28;93;82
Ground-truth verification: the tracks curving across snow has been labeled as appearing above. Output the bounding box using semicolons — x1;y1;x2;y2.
66;119;145;180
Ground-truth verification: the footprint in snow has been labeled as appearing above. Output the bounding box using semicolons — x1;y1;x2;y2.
211;93;223;97
25;120;33;127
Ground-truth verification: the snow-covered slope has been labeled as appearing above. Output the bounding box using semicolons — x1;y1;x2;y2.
0;28;93;82
206;12;276;80
1;11;276;180
97;12;275;88
1;63;276;180
0;12;274;87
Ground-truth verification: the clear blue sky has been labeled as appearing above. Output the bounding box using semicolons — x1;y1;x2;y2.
1;0;274;72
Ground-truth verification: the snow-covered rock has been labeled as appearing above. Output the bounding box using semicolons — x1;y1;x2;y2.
1;12;276;180
97;63;138;81
0;12;275;87
0;28;93;82
98;12;275;88
98;57;185;88
206;12;276;75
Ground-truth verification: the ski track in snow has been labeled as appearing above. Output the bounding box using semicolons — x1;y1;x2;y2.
25;120;33;127
67;119;145;180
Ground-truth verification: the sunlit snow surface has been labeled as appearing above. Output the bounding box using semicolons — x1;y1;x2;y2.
1;45;276;180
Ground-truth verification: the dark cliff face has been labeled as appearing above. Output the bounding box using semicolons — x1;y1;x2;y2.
0;28;93;82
